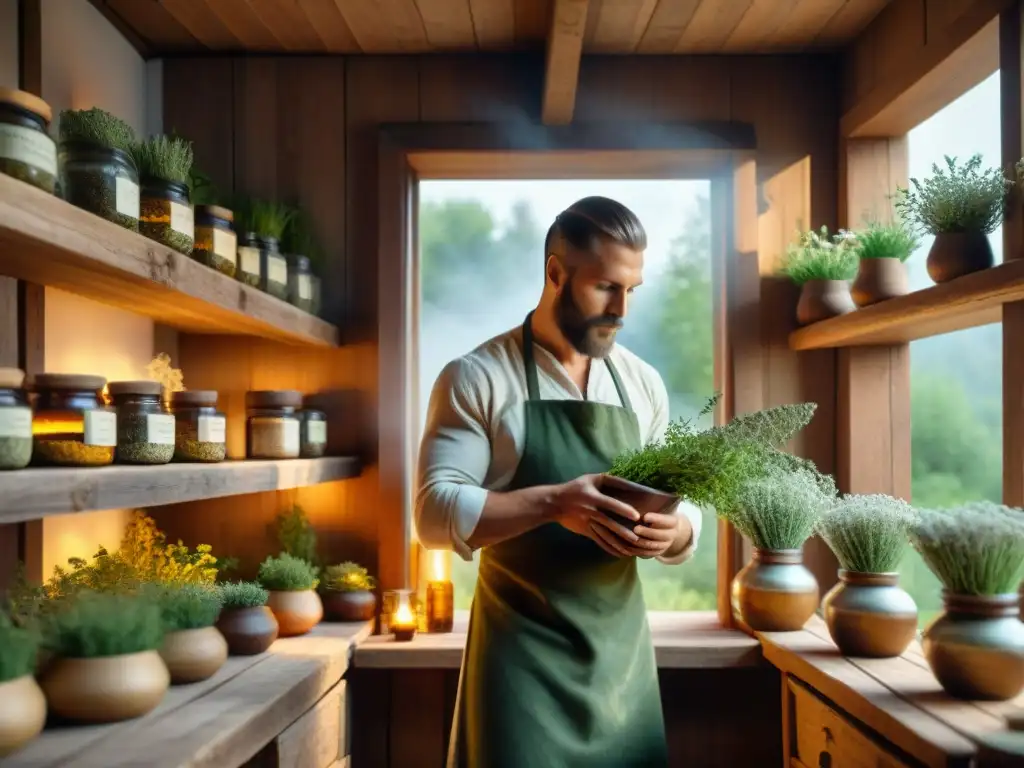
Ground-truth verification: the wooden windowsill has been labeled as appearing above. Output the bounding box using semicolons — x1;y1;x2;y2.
353;610;764;669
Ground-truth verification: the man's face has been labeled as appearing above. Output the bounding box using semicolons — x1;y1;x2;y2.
553;238;644;358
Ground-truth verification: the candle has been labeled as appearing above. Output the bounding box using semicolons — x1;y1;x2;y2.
392;599;417;642
425;551;455;634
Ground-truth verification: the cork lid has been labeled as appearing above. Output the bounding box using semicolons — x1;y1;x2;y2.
246;389;302;409
0;87;53;124
107;380;163;397
31;373;106;392
0;368;26;389
170;390;218;406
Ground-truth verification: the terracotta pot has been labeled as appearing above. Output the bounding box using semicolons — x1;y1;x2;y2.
922;592;1024;701
926;231;994;283
822;571;918;657
159;626;229;684
851;257;909;307
40;650;169;723
267;589;323;637
732;548;819;632
0;675;46;757
795;279;856;325
216;606;279;655
322;589;377;622
599;475;680;530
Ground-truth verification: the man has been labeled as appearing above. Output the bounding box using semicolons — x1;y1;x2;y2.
415;196;703;768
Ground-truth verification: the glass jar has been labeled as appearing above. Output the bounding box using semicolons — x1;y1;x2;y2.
237;232;262;288
258;236;289;301
246;390;301;459
310;274;322;317
193;205;237;278
287;255;314;313
170;390;226;463
0;88;57;194
140;177;194;255
31;373;116;467
58;142;139;231
299;406;327;458
108;380;175;465
0;368;32;470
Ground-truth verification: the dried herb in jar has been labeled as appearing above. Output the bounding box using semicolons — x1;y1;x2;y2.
246;390;302;460
109;380;175;465
135;136;195;256
0;88;57;194
32;373;116;467
0;367;32;470
170;390;227;463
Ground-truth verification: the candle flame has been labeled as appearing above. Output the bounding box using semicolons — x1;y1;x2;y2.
395;601;414;624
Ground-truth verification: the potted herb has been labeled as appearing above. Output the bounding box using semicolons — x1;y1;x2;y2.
896;154;1010;283
282;205;323;315
910;502;1024;701
215;581;278;656
0;613;45;757
320;562;377;622
39;590;169;723
817;494;919;657
133;135;195;256
258;553;322;637
849;219;920;307
154;584;227;684
57;107;140;231
238;200;293;300
777;226;858;325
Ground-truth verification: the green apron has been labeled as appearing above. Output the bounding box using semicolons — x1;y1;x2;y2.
447;312;668;768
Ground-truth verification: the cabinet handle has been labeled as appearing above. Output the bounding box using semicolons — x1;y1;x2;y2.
818;750;832;768
822;726;834;744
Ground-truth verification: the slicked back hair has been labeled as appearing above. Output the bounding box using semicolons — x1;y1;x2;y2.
543;196;647;268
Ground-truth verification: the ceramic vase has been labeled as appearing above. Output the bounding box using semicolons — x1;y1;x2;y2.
732;548;820;631
40;650;169;723
851;257;909;307
0;675;46;756
322;589;377;622
926;232;994;283
159;626;229;684
795;279;856;325
822;570;918;657
267;589;323;637
216;606;279;655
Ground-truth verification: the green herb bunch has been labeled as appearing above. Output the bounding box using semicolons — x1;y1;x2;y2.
44;590;164;659
895;155;1011;235
321;562;376;592
218;581;269;610
238;199;294;240
274;506;318;566
0;611;39;683
187;167;220;206
258;553;320;591
282;205;325;276
909;502;1024;595
777;226;859;285
817;494;917;573
722;468;837;550
58;108;136;153
153;583;223;631
854;219;921;262
133;135;194;185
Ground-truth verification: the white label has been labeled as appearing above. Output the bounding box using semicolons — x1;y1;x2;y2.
83;410;117;447
0;406;32;438
198;414;226;443
213;229;237;264
283;420;300;454
170;201;194;239
0;123;57;176
268;254;287;286
239;246;261;277
146;413;176;445
306;419;326;445
115;176;140;218
298;273;312;301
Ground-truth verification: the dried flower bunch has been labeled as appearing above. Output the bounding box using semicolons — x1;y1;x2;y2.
721;467;837;550
896;154;1011;235
817;494;917;573
910;502;1024;595
146;353;185;404
218;581;269;610
777;226;859;285
322;562;376;593
258;553;320;592
133;135;194;185
58;107;136;153
153;583;223;631
854;219;921;262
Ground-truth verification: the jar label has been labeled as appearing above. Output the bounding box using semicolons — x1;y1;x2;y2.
269;254;288;286
213;229;237;264
239;246;261;277
84;410;117;446
298;273;312;301
0;406;32;438
307;419;327;445
170;201;195;239
198;415;226;443
146;413;176;445
284;419;300;454
116;176;140;218
0;123;57;176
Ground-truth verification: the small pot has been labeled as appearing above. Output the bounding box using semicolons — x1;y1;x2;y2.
795;279;856;325
599;475;680;530
322;589;377;622
851;258;909;307
267;589;323;637
0;675;46;756
159;626;229;684
822;571;918;657
40;650;169;723
732;548;819;631
926;231;994;283
922;592;1024;701
216;606;279;655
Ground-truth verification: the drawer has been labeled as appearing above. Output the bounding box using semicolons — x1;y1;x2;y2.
788;677;915;768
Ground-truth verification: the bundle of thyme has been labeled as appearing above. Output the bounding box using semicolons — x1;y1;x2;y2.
58;108;136;153
817;494;917;573
855;219;920;262
777;226;859;285
895;155;1011;235
722;467;836;550
133;135;194;185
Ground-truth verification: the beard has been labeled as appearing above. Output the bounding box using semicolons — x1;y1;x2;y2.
555;280;623;358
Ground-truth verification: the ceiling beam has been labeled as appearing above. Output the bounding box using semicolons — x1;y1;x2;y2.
541;0;589;125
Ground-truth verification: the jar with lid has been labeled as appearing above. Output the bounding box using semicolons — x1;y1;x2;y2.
246;390;302;459
298;405;327;458
237;232;263;288
0;88;57;194
108;381;175;465
0;368;32;470
170;390;226;463
287;255;314;313
31;374;116;467
140;178;194;256
258;236;289;301
193;206;237;278
310;275;323;317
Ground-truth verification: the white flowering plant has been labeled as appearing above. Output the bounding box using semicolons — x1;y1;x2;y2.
776;225;859;285
816;494;917;573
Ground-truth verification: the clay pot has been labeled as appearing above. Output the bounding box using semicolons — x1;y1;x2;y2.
159;626;229;684
322;589;377;622
216;606;279;655
922;592;1024;701
926;231;994;283
822;571;918;657
0;675;46;757
732;548;819;632
40;650;169;723
851;257;909;307
598;475;680;530
795;279;856;325
267;589;323;637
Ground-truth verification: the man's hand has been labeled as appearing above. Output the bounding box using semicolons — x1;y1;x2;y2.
551;474;644;548
591;510;689;560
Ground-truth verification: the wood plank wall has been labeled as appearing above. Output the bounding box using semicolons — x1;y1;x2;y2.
160;53;841;589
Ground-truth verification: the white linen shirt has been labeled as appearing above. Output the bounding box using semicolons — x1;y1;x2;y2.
414;324;703;565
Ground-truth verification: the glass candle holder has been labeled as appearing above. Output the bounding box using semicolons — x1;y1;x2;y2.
426;580;454;633
381;589;420;639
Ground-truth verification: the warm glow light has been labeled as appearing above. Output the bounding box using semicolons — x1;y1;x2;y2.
431;550;447;582
32;418;85;435
394;601;415;626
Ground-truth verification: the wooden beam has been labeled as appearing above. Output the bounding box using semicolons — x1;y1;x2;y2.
541;0;589;125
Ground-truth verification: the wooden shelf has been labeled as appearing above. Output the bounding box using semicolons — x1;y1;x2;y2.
789;259;1024;350
0;456;361;522
0;174;339;347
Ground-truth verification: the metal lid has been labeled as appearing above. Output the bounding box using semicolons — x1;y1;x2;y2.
246;389;302;409
107;380;163;397
31;373;106;392
170;390;218;406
